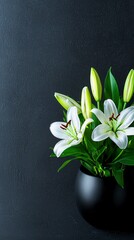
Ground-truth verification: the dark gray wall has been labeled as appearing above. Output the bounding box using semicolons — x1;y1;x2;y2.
0;0;134;239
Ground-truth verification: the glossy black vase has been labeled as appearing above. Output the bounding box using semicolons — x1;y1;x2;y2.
75;166;134;231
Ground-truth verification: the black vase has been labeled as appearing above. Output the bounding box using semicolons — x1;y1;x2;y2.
75;165;134;231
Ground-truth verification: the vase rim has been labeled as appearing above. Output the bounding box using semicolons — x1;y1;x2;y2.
80;165;114;181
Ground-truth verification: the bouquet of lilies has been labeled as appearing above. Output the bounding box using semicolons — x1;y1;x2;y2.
49;68;134;187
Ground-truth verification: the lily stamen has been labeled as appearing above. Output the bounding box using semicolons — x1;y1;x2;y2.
109;113;120;121
60;120;71;130
109;113;115;121
115;113;120;120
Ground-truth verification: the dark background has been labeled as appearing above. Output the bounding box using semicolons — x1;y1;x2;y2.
0;0;134;239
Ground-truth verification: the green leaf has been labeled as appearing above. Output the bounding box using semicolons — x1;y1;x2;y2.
57;156;93;172
49;147;56;157
83;128;97;152
104;139;118;162
60;145;89;158
104;67;120;107
49;145;89;160
63;110;67;122
50;152;56;157
81;161;96;175
112;167;124;188
92;145;107;162
128;137;134;149
57;158;78;172
117;97;123;112
116;155;134;166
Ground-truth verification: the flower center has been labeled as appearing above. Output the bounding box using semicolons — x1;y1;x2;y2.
60;120;82;141
109;113;120;132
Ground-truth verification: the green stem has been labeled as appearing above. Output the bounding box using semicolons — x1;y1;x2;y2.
112;149;124;163
97;101;100;109
82;140;92;160
123;102;127;110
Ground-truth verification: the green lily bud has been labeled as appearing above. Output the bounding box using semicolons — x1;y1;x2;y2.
54;92;81;113
90;67;102;102
123;69;134;103
81;86;92;119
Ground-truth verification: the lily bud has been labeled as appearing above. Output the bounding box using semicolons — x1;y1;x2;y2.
81;86;92;119
54;92;81;113
90;67;102;102
123;69;134;103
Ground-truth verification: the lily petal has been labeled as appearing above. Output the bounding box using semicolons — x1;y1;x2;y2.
67;106;80;132
91;124;110;141
109;131;128;149
124;127;134;136
118;107;134;129
117;106;134;124
54;139;71;157
81;118;93;134
91;108;107;123
50;122;71;139
54;138;81;157
104;99;118;120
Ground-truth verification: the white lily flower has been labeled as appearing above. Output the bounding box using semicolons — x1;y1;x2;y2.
91;99;134;149
50;106;93;157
